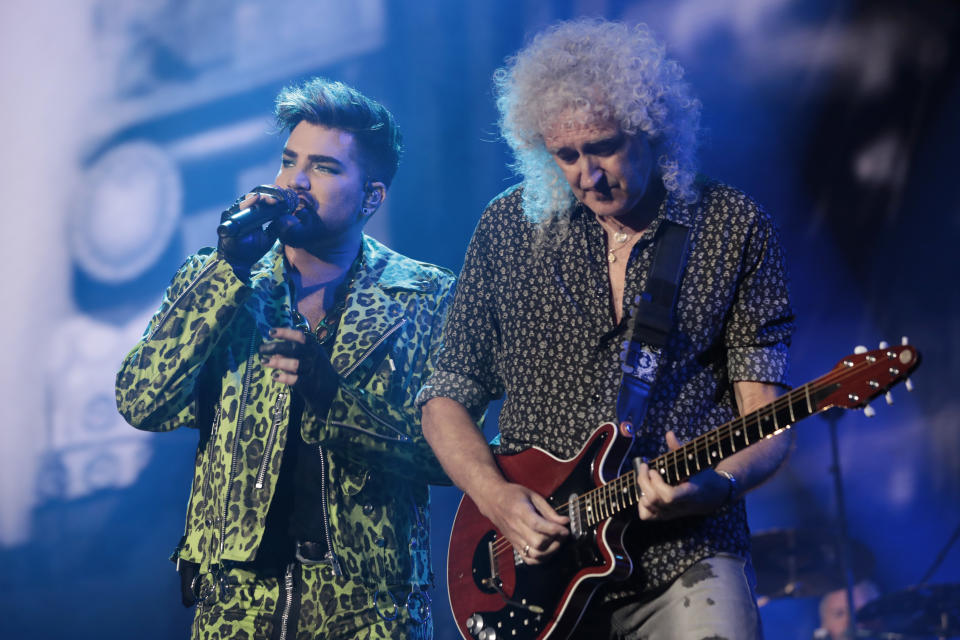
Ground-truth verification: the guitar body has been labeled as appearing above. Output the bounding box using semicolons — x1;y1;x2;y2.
447;422;633;640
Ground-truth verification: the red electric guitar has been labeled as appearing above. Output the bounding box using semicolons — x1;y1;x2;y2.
446;342;921;640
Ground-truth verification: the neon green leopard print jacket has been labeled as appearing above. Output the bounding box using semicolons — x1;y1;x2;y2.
116;235;454;588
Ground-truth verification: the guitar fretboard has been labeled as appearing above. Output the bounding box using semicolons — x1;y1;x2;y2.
575;376;840;528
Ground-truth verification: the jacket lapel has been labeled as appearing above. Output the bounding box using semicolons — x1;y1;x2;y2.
330;235;432;384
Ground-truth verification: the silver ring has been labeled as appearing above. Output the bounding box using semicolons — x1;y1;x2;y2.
523;544;530;557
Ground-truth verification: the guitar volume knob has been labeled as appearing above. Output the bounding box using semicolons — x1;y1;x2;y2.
466;614;484;635
479;629;497;640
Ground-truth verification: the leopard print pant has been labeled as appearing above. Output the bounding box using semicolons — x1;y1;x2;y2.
191;561;432;640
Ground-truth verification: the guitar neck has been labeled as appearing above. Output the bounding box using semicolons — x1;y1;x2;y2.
580;374;840;524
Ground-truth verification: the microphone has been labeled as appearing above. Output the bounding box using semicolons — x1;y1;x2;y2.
217;186;300;238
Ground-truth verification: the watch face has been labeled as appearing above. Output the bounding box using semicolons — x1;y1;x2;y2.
71;141;182;283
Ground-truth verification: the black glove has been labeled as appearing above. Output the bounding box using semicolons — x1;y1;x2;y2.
259;330;340;413
217;185;297;279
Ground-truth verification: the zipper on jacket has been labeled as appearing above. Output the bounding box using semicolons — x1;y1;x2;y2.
209;404;222;442
278;562;296;640
219;330;258;554
328;420;411;443
337;386;412;442
317;445;343;576
148;257;220;341
255;391;286;489
340;318;406;379
199;404;222;533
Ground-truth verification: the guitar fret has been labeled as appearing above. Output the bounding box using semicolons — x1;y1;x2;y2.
787;392;796;423
803;383;813;415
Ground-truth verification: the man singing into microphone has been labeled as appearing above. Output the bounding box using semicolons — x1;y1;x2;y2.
116;77;454;640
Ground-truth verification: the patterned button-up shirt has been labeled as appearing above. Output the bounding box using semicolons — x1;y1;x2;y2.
418;180;794;592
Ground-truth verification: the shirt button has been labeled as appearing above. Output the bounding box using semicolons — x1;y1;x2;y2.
375;537;386;547
362;504;374;515
592;393;602;404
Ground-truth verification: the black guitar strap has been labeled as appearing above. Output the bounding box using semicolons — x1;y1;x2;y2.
616;220;690;428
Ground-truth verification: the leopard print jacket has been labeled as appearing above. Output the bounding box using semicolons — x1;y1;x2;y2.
116;235;455;588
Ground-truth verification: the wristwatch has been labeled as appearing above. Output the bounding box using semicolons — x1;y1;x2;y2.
716;469;740;506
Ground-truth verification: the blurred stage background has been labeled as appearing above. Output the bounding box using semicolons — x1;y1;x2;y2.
1;0;957;638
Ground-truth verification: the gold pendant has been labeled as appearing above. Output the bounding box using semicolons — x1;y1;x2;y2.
607;251;617;263
614;230;629;244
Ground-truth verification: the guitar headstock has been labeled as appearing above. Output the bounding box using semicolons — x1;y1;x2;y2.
819;338;921;411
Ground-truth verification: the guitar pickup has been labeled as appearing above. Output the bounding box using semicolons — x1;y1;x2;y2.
568;493;584;538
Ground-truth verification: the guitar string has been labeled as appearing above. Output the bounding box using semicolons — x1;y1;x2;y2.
487;353;905;561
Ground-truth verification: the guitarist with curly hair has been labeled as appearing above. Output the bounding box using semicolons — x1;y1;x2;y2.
418;18;795;639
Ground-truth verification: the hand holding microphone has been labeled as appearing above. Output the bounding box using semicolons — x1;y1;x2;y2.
216;185;299;278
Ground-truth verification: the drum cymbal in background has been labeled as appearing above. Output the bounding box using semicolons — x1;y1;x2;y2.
752;528;875;600
857;583;960;637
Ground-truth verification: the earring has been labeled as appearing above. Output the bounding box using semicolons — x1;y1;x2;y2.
362;207;371;216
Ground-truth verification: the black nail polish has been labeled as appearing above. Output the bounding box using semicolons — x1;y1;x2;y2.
268;328;277;337
272;371;280;380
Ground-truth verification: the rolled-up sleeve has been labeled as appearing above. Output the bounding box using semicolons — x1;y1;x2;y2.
723;204;794;387
416;205;507;420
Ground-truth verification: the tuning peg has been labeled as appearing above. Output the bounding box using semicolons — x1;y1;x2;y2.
863;404;876;418
900;338;915;391
879;340;889;349
854;345;868;354
885;391;894;405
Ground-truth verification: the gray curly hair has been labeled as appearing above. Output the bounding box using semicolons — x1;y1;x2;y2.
494;18;701;240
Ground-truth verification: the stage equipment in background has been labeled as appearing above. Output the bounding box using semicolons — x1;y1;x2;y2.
752;529;875;603
447;342;920;640
858;583;960;638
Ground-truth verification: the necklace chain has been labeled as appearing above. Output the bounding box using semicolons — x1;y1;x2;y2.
598;215;638;263
292;254;363;344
